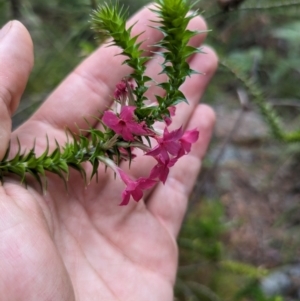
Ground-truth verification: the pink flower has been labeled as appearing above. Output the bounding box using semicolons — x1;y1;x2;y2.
102;106;148;141
146;127;183;163
164;106;176;126
177;129;199;158
114;80;134;100
149;155;177;184
118;169;157;206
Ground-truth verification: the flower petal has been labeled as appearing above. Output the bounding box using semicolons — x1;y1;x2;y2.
131;188;143;202
120;190;131;206
102;111;120;128
120;106;136;121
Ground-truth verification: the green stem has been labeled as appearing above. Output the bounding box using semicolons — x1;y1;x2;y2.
221;59;300;143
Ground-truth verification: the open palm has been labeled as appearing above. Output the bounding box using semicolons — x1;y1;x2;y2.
0;4;217;301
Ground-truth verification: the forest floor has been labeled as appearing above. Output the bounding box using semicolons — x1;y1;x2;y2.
190;99;300;299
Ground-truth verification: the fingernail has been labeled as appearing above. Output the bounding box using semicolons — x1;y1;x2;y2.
0;21;13;40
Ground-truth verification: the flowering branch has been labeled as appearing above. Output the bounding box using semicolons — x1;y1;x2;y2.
0;0;203;205
91;2;151;107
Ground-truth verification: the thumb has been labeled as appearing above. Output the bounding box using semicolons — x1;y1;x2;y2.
0;21;34;159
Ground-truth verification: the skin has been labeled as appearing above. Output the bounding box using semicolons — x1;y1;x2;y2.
0;4;217;301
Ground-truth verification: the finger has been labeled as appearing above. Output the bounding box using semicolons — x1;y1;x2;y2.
146;104;216;237
13;4;164;148
0;21;33;159
124;46;218;179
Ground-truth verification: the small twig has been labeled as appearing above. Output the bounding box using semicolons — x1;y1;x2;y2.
218;0;246;12
10;0;21;19
268;98;300;108
186;281;224;301
90;0;97;10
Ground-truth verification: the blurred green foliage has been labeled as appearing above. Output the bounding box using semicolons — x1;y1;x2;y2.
199;0;300;142
205;9;300;100
175;200;283;301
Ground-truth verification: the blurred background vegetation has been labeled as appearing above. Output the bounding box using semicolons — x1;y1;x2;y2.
1;0;300;300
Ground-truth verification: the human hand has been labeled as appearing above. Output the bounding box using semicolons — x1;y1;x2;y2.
0;4;217;301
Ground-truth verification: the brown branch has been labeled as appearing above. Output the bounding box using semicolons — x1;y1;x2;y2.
90;0;97;10
9;0;21;19
217;0;246;11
